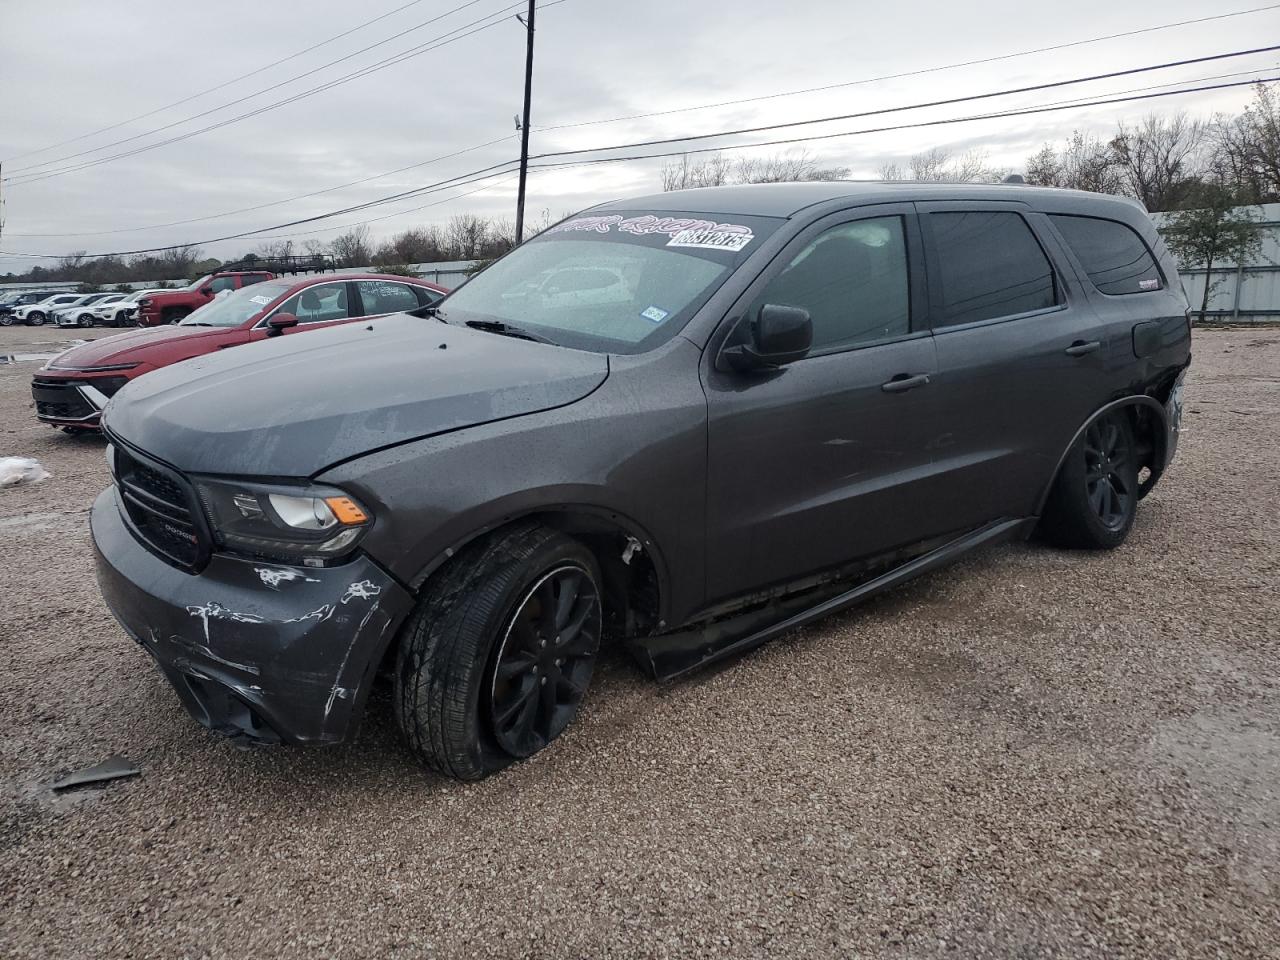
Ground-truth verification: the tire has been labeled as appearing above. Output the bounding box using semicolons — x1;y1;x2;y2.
0;314;15;326
27;311;46;326
163;308;190;325
395;522;603;781
1040;410;1139;550
78;314;94;328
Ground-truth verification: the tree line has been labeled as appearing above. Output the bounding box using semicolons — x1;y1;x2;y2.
6;83;1277;314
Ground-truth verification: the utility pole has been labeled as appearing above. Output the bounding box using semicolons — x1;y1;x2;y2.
514;0;536;245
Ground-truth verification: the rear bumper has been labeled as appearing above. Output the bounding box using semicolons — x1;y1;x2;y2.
91;487;414;745
1163;369;1186;468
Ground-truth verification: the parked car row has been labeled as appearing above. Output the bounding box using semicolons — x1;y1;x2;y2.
32;273;446;431
1;287;165;327
75;182;1191;780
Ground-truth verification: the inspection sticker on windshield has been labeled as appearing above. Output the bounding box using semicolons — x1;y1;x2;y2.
249;295;271;305
666;224;754;252
640;305;669;324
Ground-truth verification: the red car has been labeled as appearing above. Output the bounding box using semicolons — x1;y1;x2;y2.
32;273;447;431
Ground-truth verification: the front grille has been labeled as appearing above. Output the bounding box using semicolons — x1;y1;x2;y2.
112;443;208;569
32;379;96;421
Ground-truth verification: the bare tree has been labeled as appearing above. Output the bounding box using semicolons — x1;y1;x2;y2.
330;226;372;268
1109;113;1207;212
445;214;491;260
878;148;1000;182
256;239;295;259
159;245;203;279
734;149;848;184
660;152;732;191
1212;82;1280;203
1024;132;1123;194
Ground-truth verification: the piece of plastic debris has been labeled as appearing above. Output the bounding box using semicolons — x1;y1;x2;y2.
0;457;50;488
49;756;141;791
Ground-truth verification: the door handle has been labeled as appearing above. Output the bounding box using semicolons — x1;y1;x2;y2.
881;373;930;393
1064;340;1101;357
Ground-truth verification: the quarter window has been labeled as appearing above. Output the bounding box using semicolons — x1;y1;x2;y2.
753;216;911;351
275;283;352;325
355;280;421;316
928;211;1058;326
1049;215;1162;295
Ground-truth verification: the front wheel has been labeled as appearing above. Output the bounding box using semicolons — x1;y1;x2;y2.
27;311;46;326
1040;411;1139;549
395;523;602;780
78;314;95;328
0;314;15;327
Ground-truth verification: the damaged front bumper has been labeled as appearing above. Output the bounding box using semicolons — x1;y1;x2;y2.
91;487;413;746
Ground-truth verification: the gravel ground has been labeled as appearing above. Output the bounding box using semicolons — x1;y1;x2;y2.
1;325;1277;959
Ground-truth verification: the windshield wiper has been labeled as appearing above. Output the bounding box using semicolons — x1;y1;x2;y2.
463;319;556;345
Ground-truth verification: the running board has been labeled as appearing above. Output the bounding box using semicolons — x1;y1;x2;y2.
628;517;1036;681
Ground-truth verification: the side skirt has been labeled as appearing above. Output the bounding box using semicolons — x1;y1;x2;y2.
627;516;1036;681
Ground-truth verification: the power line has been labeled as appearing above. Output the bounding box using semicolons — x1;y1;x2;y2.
3;0;494;178
4;135;517;238
8;9;1269;237
0;0;435;165
4;71;1271;263
3;1;572;187
537;2;1280;133
522;45;1280;163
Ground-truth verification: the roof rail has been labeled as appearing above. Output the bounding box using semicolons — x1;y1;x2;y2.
218;254;336;275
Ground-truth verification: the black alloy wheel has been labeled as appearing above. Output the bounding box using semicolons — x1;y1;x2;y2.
1083;416;1133;531
488;564;601;758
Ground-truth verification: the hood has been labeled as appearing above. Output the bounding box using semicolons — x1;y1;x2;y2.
103;314;609;477
47;324;230;369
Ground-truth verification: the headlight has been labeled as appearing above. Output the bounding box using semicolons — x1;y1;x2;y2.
194;478;371;564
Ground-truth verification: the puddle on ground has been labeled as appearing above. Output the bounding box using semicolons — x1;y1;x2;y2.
0;340;86;364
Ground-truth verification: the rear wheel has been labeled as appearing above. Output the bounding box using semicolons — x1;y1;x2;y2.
395;523;602;780
1040;410;1139;549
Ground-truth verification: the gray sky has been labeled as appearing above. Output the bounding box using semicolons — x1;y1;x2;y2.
0;0;1276;271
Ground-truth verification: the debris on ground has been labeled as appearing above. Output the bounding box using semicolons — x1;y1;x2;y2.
0;457;50;488
49;756;141;792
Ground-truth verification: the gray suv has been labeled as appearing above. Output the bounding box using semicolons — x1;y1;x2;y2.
92;182;1190;779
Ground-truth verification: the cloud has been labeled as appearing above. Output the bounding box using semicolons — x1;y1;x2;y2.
0;0;1271;269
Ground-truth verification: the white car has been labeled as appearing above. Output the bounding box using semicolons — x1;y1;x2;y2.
9;292;84;326
53;293;126;328
91;288;170;327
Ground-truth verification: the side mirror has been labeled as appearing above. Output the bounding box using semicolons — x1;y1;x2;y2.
266;313;298;337
723;304;813;372
199;286;215;297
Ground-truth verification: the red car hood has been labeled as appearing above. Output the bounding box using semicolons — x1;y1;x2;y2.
45;324;233;370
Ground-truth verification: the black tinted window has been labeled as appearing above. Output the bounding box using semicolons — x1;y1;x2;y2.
1049;215;1162;295
929;211;1058;326
754;216;910;351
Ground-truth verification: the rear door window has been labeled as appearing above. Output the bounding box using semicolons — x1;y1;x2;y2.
927;211;1059;327
355;280;421;316
1048;215;1163;295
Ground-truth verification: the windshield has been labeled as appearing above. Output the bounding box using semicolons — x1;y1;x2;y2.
440;210;782;353
178;279;293;328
